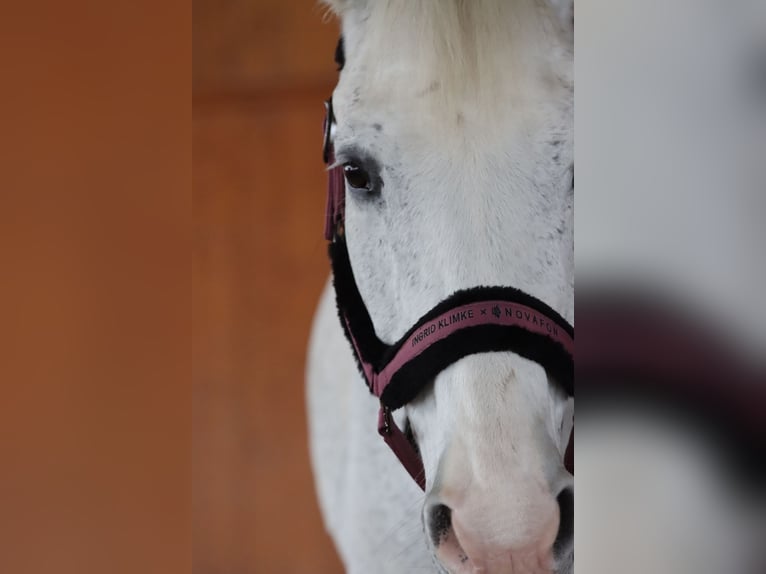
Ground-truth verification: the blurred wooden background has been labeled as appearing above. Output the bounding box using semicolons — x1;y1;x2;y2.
193;1;342;572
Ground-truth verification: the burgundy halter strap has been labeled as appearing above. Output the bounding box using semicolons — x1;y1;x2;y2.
322;98;574;490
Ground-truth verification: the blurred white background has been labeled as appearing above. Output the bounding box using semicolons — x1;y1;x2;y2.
577;1;765;573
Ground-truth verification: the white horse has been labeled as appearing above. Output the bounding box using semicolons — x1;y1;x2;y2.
307;1;574;572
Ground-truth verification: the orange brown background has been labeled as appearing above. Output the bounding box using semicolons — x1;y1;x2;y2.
194;1;343;572
0;2;190;574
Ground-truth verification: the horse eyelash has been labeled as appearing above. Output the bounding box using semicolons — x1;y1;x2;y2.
332;148;369;170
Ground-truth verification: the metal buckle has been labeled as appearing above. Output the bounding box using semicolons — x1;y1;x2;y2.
381;403;392;435
322;98;335;164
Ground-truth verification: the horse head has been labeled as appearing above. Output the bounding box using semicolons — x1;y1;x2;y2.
322;1;573;571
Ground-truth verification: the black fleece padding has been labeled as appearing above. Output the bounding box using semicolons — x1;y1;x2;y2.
329;236;387;369
329;235;574;410
382;323;572;409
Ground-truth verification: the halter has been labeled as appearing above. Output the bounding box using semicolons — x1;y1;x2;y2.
322;98;574;490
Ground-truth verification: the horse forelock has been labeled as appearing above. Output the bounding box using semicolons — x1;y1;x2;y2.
327;0;571;122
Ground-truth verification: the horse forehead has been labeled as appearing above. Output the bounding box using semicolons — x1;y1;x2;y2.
334;66;569;153
333;87;543;163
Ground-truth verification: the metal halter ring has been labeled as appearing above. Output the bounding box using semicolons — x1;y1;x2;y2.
322;98;335;165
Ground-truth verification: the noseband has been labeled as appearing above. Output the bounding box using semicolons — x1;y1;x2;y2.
322;98;574;490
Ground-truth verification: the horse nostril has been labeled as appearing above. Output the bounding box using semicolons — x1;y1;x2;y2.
428;503;453;548
554;487;574;557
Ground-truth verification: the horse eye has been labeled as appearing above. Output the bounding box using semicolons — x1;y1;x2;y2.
343;163;372;191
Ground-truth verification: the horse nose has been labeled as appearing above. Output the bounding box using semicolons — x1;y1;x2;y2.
426;486;572;573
